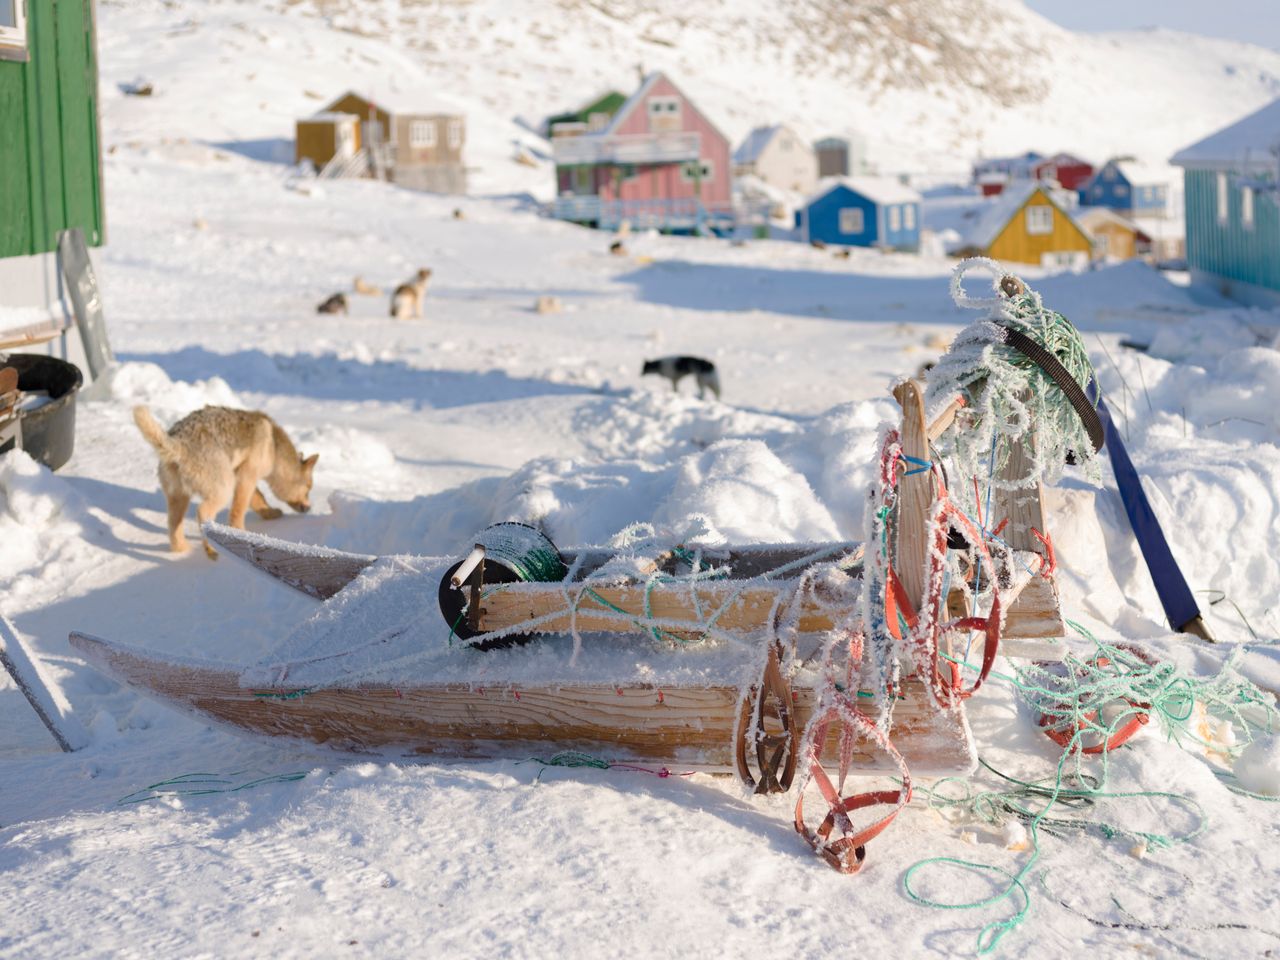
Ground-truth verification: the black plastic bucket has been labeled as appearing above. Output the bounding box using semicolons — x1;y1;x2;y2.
0;354;83;471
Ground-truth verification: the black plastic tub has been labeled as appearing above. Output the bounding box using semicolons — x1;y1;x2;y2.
1;354;84;471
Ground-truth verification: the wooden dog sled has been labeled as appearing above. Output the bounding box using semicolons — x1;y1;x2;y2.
74;268;1101;872
71;381;1065;778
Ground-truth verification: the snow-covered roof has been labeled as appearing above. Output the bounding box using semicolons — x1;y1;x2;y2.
1112;160;1177;187
304;111;359;123
1077;206;1147;238
1171;97;1280;174
960;181;1087;249
734;126;780;165
807;175;921;207
319;88;461;119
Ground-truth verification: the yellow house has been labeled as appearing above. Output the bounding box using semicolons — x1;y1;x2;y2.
958;182;1093;268
1077;207;1150;261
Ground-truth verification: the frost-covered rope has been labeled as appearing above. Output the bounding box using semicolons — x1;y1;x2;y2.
929;258;1102;490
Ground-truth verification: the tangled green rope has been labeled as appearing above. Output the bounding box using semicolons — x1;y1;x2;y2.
903;620;1280;954
929;258;1102;491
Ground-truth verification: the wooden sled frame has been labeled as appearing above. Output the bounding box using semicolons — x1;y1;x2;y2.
70;380;1066;782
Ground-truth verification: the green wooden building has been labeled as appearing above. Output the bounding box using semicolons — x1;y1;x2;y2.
0;0;105;351
1172;98;1280;306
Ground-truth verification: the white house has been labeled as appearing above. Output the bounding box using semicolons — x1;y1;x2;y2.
733;125;817;196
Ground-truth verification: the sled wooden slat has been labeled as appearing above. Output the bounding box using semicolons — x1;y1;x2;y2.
893;380;932;609
204;524;863;601
476;580;840;637
68;632;974;775
205;523;376;599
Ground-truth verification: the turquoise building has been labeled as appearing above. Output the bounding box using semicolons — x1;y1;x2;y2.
1171;98;1280;306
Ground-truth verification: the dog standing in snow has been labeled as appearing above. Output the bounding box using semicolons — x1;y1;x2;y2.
390;268;432;319
641;355;721;401
133;405;318;560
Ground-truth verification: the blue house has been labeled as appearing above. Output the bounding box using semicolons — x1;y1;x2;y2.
799;176;922;251
1078;159;1171;216
1171;97;1280;306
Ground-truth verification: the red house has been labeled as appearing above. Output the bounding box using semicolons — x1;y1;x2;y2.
1032;153;1094;191
551;73;733;233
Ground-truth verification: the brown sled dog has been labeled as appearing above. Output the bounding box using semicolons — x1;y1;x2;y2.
390;268;432;319
133;405;318;560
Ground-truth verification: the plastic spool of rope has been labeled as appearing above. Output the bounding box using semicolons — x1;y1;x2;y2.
437;522;568;649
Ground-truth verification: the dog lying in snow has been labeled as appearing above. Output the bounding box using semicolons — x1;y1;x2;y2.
133;405;318;560
316;292;348;315
390;268;432;319
641;355;721;401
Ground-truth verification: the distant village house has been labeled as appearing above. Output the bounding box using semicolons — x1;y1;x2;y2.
1078;158;1170;217
296;91;467;194
546;91;627;137
549;72;732;233
815;137;851;178
1076;207;1150;261
732;125;817;195
954;182;1092;269
799;177;922;252
1172;97;1280;306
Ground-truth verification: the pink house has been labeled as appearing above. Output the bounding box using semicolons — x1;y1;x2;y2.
551;73;733;232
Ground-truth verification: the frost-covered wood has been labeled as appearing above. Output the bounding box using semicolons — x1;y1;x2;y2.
2;615;89;752
69;631;974;775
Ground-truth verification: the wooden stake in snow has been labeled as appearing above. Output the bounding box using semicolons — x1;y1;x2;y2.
0;615;89;752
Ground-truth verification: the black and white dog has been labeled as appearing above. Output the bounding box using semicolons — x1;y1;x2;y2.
641;355;721;400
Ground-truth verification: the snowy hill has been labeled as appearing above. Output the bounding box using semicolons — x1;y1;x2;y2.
98;0;1280;197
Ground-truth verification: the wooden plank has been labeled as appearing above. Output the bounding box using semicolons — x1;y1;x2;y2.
892;380;932;611
477;580;842;636
3;615;89;751
1003;576;1065;640
205;523;863;602
204;523;377;599
993;424;1066;639
927;394;964;443
69;632;974;776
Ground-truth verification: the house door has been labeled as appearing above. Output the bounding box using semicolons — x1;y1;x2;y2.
336;121;356;159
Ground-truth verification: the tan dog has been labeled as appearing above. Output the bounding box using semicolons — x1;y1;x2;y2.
390;268;431;319
133;405;318;559
353;275;382;296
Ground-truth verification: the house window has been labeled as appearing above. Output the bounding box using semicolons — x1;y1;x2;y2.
1115;184;1129;198
1026;205;1054;235
838;207;864;234
779;136;792;152
0;0;28;62
1243;186;1255;229
647;96;681;119
447;120;462;149
888;205;901;232
410;121;436;148
903;204;916;230
573;167;592;193
1095;233;1110;255
681;160;713;182
1217;173;1229;224
1103;166;1117;182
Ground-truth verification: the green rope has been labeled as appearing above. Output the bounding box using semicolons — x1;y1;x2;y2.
904;619;1278;954
118;769;309;805
931;261;1102;489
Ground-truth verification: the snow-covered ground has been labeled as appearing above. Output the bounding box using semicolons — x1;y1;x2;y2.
6;4;1280;957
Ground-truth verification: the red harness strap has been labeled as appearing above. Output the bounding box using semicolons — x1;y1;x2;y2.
793;692;912;874
1038;644;1156;754
882;497;1003;707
